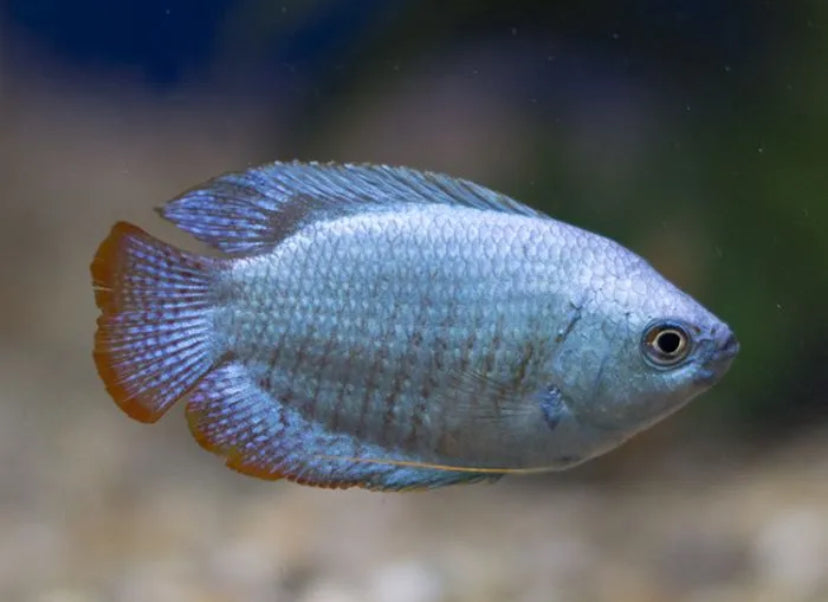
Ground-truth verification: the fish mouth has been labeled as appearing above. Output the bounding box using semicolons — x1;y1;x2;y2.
694;331;739;385
717;332;740;360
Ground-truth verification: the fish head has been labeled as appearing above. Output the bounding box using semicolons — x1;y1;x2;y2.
552;260;739;436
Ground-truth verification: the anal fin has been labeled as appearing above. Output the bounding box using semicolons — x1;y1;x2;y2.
185;362;490;491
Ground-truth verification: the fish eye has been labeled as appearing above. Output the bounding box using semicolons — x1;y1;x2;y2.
641;321;692;367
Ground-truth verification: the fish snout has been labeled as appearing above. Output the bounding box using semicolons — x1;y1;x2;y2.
694;328;739;385
709;327;739;370
718;331;740;360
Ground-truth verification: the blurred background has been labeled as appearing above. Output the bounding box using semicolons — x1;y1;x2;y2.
0;1;826;601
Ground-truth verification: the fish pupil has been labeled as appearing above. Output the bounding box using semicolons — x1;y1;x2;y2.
656;331;682;355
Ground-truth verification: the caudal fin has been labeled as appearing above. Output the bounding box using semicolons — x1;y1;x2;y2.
91;222;219;423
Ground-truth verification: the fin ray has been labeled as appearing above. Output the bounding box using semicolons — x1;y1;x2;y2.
92;222;219;423
160;162;542;255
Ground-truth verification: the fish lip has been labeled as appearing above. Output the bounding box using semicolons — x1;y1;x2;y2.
694;331;739;385
716;331;740;360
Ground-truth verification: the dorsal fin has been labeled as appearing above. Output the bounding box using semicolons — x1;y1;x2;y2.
158;161;542;255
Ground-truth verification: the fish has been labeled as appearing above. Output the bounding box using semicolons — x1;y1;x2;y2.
91;161;739;491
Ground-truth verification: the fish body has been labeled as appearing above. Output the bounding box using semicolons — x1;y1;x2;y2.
92;162;738;490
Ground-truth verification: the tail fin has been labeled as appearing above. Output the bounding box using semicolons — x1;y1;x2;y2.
91;222;219;423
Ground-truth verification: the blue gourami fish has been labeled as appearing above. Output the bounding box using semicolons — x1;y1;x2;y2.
91;162;739;490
